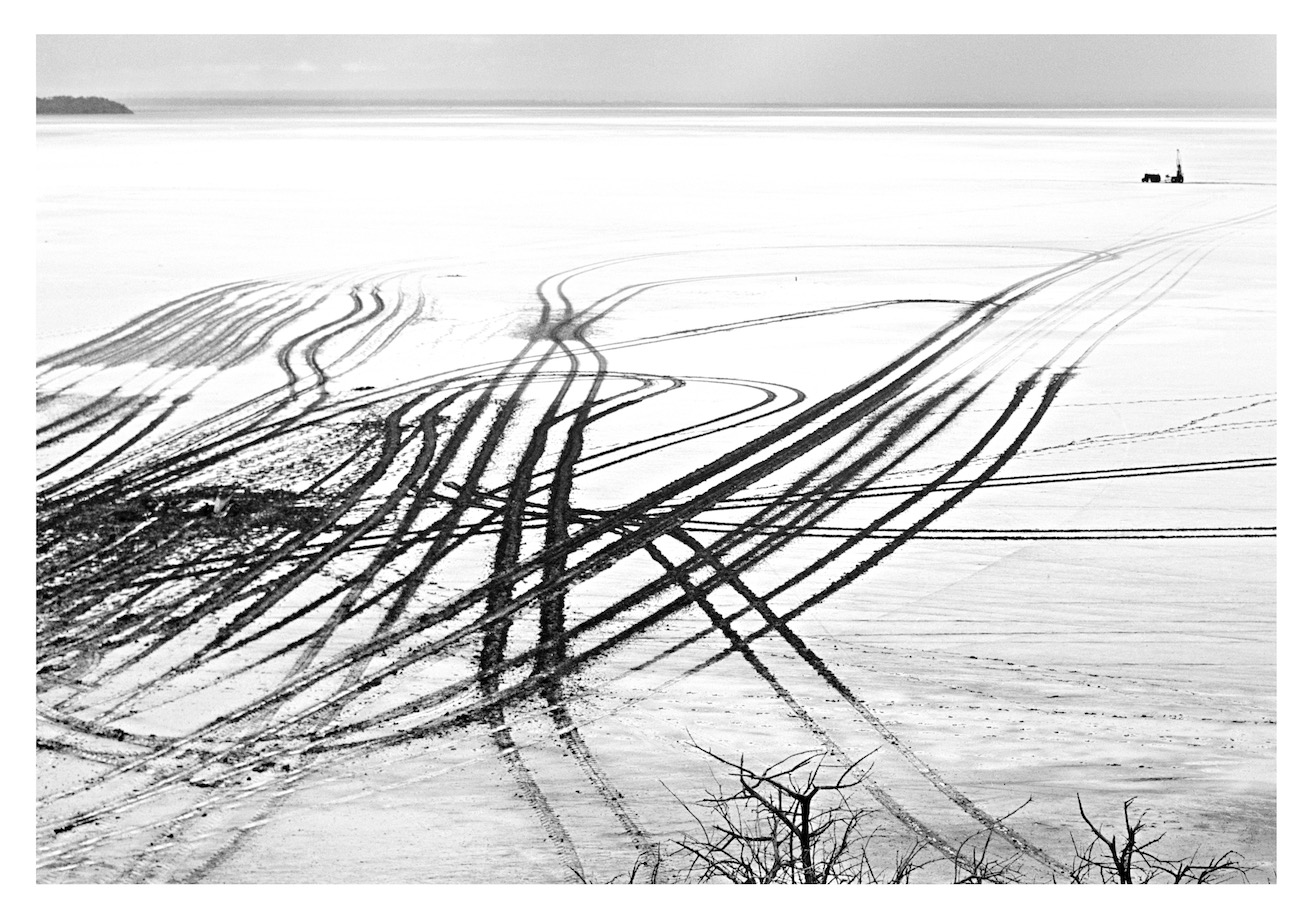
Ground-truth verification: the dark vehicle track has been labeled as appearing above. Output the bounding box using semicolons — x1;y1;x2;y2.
36;216;1275;881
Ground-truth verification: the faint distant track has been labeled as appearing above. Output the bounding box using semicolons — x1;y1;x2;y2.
38;280;263;371
703;455;1275;509
38;388;139;441
680;524;1276;541
37;269;418;505
37;396;188;485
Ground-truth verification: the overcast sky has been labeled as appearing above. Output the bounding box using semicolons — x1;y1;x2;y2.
35;35;1276;107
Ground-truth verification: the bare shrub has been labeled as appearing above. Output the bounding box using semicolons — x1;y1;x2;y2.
672;743;882;884
605;746;1257;885
1068;794;1252;884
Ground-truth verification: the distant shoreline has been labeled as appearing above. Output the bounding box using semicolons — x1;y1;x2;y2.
37;95;133;115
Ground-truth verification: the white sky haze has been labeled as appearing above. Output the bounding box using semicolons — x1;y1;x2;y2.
35;34;1276;107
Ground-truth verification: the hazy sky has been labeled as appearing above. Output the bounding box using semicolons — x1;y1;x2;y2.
36;35;1276;107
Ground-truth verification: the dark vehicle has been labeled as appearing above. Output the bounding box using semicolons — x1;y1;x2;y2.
1142;173;1162;183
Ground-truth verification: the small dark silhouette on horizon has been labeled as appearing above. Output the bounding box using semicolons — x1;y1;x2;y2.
1141;151;1185;184
37;96;132;115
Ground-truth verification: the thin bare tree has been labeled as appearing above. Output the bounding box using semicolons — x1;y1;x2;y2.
673;743;881;884
1069;794;1252;884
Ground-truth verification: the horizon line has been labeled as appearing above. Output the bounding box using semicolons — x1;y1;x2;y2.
55;94;1277;111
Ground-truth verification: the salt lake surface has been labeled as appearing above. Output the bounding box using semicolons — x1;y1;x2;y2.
37;105;1275;882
